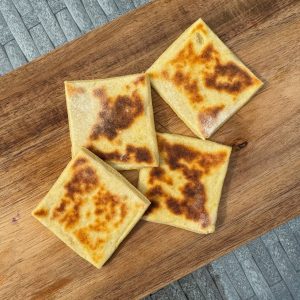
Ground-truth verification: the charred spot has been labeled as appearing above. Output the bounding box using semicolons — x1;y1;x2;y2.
72;157;88;169
164;172;209;224
172;69;203;104
173;70;185;84
192;22;208;35
95;208;103;215
198;151;227;174
127;145;153;163
53;198;69;215
182;168;202;182
90;89;144;141
172;70;202;102
205;61;253;94
53;198;82;229
87;146;125;162
93;88;106;99
149;167;173;185
75;228;88;245
105;213;112;221
34;208;48;217
144;198;160;215
159;137;198;170
149;72;159;79
159;136;227;174
64;166;98;199
184;80;201;102
146;185;164;199
166;42;203;103
149;167;165;183
163;166;207;223
199;212;210;227
66;84;85;97
145;136;229;226
120;203;127;219
75;228;104;251
171;42;197;66
164;35;255;108
87;144;153;164
201;105;224;119
166;198;182;215
51;164;99;229
198;105;225;136
92;189;127;226
88;220;107;232
134;75;146;85
144;186;165;215
162;70;169;79
182;182;205;200
200;43;217;62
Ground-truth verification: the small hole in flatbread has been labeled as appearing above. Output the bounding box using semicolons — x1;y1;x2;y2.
196;33;203;45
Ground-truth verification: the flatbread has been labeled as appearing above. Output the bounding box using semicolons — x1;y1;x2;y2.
65;74;159;170
147;18;263;139
138;133;231;234
32;148;150;268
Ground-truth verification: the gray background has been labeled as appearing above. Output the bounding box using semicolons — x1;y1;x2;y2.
0;1;299;299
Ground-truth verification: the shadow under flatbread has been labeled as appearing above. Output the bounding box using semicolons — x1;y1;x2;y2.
216;138;248;228
120;169;139;187
106;219;148;265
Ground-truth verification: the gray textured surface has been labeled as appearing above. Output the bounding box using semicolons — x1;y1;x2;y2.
271;280;293;300
31;0;67;47
234;245;274;299
22;9;40;29
248;238;282;286
165;282;188;300
47;0;66;13
262;232;300;299
56;8;81;41
208;261;240;300
98;0;121;21
0;45;12;75
30;24;54;54
219;253;255;299
4;39;27;68
193;268;222;300
0;0;39;60
115;0;135;13
0;11;14;45
178;273;206;300
0;1;300;299
275;223;300;271
81;0;107;27
64;0;93;33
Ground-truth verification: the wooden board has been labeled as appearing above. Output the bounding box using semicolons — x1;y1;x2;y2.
0;0;299;298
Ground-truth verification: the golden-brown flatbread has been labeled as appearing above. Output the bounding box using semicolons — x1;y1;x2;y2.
32;148;150;268
147;18;263;139
65;74;158;170
138;133;231;234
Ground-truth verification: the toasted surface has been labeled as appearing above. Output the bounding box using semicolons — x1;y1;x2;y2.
65;74;158;170
32;148;150;268
138;133;231;234
147;19;263;139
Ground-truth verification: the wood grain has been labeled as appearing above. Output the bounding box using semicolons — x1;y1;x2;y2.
0;0;300;299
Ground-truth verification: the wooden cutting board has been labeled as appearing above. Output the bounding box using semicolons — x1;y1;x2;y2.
0;0;299;299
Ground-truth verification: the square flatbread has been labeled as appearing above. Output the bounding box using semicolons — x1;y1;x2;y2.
32;148;150;268
147;18;263;139
65;74;159;170
138;133;231;234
